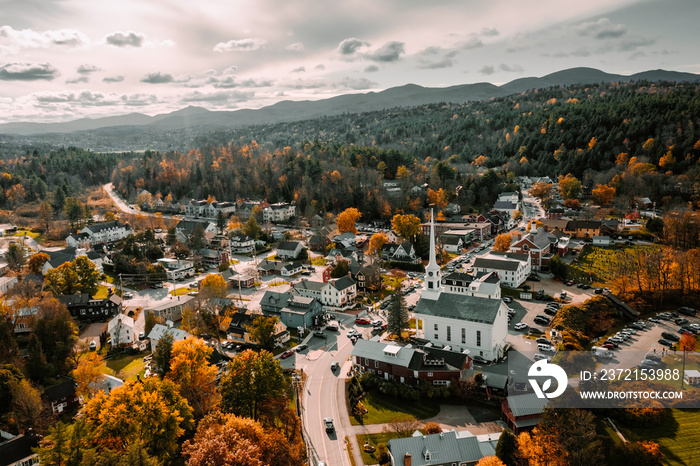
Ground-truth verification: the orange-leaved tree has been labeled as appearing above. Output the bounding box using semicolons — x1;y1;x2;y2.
337;207;362;234
368;232;388;255
200;273;228;299
73;352;106;401
168;337;220;418
476;457;506;466
493;233;513;252
592;183;616;205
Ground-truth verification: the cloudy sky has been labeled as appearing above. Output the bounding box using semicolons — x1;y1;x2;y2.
1;0;698;123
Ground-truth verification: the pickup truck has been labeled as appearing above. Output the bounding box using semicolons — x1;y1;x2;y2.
324;417;334;433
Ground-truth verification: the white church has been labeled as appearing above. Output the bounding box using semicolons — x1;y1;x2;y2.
413;212;509;362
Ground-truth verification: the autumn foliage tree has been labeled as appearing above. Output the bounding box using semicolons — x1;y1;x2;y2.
476;457;506;466
182;412;304;466
80;377;194;460
493;233;513;252
591;183;616;205
368;232;388;255
557;173;582;199
27;252;50;275
391;213;421;239
529;182;553;200
199;273;228;300
167;338;220;418
336;207;362;234
73;352;106;401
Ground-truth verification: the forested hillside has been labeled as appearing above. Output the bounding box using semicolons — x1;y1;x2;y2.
110;80;700;220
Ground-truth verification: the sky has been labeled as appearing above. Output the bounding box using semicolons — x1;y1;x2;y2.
0;0;698;124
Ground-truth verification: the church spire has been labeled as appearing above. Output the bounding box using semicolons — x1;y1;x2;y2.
422;209;442;299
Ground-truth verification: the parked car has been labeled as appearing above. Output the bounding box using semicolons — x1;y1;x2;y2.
313;330;326;339
675;318;689;326
123;292;134;299
641;359;659;366
538;344;556;352
528;327;544;336
503;296;513;303
355;317;371;325
534;354;551;362
472;355;489;365
661;332;680;342
645;354;662;363
514;323;528;330
138;332;145;340
295;344;308;353
658;338;674;347
648;317;661;323
603;340;619;348
536;337;553;345
281;350;294;359
534;315;551;323
594;288;604;294
89;340;97;350
602;343;616;350
326;324;339;331
678;306;698;316
544;308;558;316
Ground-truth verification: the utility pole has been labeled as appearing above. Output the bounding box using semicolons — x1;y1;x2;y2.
119;273;124;314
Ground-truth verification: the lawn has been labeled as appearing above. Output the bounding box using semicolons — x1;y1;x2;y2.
103;353;147;381
619;409;700;465
170;287;195;296
310;257;326;266
569;244;659;284
349;388;440;426
12;229;40;239
382;276;406;292
357;432;400;465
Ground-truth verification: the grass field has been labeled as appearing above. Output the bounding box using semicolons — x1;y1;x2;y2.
357;432;399;465
103;353;147;381
11;229;40;239
569;244;659;284
619;409;700;465
170;287;196;296
382;275;406;292
349;389;440;426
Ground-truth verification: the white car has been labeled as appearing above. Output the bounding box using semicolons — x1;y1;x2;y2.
514;323;528;330
346;329;359;337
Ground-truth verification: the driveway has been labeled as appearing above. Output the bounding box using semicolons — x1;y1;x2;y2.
79;322;108;347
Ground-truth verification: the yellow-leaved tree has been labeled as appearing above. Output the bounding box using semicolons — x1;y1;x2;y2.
493;233;513;252
391;213;421;239
73;352;106;402
168;338;220;418
200;273;228;300
368;232;388;255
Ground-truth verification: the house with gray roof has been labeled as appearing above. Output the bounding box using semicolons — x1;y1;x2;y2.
290;279;325;300
351;339;469;387
510;228;554;270
387;429;500;466
147;295;195;322
277;241;303;260
441;271;501;299
147;323;193;353
175;219;217;243
72;220;133;245
259;290;323;328
472;252;530;288
381;242;420;264
321;275;357;310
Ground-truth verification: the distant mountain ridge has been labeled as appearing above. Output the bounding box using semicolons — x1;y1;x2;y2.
2;67;698;136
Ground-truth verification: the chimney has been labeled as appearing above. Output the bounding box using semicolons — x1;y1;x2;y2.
348;271;352;278
404;453;411;466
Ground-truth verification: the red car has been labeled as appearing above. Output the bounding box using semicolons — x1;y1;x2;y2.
280;350;294;359
355;317;371;325
602;343;615;350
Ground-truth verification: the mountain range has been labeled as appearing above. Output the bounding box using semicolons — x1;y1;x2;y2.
1;67;698;136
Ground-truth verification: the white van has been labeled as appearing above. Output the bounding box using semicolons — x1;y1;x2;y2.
537;343;555;352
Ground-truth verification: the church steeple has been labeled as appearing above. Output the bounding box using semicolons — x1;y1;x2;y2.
422;209;442;300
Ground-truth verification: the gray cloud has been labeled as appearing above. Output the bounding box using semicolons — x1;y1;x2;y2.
574;18;626;39
33;90;157;107
181;90;253;103
368;41;405;62
105;30;146;47
285;42;304;52
338;37;370;55
0;26;90;49
208;75;274;89
103;75;124;83
315;64;326;70
66;76;89;84
0;62;59;81
481;27;499;37
364;64;379;72
416;46;457;69
213;38;266;52
457;36;483;50
618;36;654;51
499;64;523;72
140;72;174;84
291;66;306;73
478;65;495;75
77;64;100;74
337;77;377;90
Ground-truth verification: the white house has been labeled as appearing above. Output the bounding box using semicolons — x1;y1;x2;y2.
321;276;357;310
0;276;18;295
184;199;236;219
381;242;420;264
280;261;303;277
147;295;195;322
472;252;531;288
440;236;464;254
156;258;195;281
147;323;192;353
290;279;325;300
263;203;296;223
441;271;501;299
414;212;509;361
277;241;303;260
229;234;255;254
108;313;136;346
68;221;133;246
